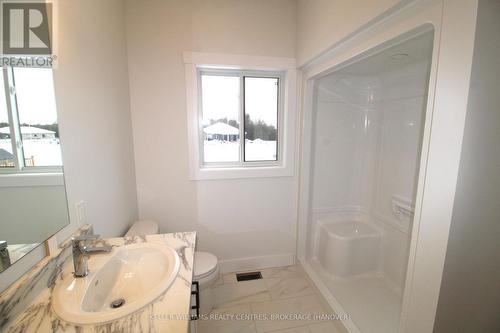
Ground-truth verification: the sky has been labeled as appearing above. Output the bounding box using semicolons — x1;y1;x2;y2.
0;68;58;125
201;75;278;127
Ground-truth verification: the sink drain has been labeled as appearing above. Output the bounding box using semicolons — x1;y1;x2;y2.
110;298;125;309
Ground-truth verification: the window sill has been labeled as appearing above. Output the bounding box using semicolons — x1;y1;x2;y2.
191;164;294;180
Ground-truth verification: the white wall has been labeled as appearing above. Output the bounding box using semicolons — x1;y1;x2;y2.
1;0;138;292
125;0;297;270
53;0;138;238
296;0;402;66
434;1;500;331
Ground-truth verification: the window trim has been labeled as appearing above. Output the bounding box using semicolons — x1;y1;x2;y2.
0;66;62;174
184;52;297;180
198;69;284;168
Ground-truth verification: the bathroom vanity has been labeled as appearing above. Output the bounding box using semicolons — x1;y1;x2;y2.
0;227;196;333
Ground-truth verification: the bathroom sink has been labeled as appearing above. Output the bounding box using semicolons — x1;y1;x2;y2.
52;242;180;325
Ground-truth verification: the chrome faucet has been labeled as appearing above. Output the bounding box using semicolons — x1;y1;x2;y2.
71;235;112;277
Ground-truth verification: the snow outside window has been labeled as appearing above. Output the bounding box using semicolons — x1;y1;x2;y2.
0;67;62;172
199;69;282;167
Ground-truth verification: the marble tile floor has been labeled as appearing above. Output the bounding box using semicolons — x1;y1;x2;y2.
196;265;347;333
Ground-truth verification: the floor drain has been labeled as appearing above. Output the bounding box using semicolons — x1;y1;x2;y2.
110;298;125;309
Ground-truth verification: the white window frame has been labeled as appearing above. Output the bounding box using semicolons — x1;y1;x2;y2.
0;66;62;174
184;52;297;180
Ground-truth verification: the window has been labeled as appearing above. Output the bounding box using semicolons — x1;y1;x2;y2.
0;73;13;169
199;70;281;165
0;67;61;172
184;52;297;180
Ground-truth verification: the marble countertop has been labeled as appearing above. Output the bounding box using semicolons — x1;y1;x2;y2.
0;230;196;333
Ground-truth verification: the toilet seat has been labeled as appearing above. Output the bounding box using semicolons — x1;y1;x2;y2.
194;251;218;280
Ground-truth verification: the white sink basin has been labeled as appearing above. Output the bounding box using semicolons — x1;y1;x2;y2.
52;242;180;325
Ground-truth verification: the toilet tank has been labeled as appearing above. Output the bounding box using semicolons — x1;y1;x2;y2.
125;220;160;237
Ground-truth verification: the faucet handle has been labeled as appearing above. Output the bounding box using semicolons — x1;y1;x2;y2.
71;234;100;243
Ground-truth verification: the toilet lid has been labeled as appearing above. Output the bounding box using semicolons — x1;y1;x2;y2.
194;251;218;279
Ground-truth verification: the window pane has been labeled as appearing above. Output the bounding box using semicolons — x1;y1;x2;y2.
0;75;14;168
201;74;240;163
244;77;279;161
13;68;62;167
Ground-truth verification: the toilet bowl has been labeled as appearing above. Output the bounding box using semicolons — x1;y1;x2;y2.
125;220;219;315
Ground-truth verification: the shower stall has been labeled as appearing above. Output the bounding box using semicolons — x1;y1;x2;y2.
299;30;434;333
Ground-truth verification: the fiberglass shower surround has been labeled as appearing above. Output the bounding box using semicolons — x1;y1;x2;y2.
305;32;433;333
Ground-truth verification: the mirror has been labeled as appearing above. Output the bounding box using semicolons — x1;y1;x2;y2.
0;67;70;273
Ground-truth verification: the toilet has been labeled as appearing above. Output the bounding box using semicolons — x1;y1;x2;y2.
193;251;219;315
125;220;219;315
124;220;159;236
